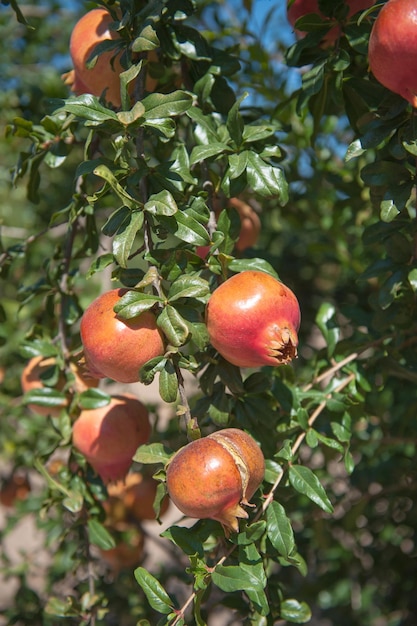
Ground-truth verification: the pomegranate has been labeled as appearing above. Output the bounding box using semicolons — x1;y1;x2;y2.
105;472;169;523
197;196;261;259
368;0;417;108
100;527;144;573
21;355;98;417
80;288;165;384
205;270;301;368
288;0;375;45
0;473;31;508
72;393;151;483
230;197;262;252
63;8;158;108
165;428;265;534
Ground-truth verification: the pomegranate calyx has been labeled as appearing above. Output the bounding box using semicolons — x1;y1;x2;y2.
215;502;249;536
267;325;299;364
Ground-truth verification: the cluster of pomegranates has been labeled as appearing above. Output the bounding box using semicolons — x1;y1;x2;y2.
20;267;300;535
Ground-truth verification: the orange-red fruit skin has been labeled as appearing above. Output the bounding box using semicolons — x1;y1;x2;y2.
65;8;158;108
68;8;124;107
368;0;417;108
206;271;301;369
21;355;98;417
288;0;375;45
72;394;151;484
165;428;265;533
80;288;165;384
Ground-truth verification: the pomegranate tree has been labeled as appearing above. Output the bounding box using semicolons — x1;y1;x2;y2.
80;288;165;384
72;394;151;483
166;428;265;534
206;270;301;368
368;0;417;108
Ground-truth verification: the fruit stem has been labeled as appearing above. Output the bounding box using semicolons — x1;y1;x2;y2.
173;359;197;439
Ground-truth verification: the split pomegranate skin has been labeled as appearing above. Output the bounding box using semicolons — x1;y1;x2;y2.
206;270;301;369
166;428;265;534
368;0;417;108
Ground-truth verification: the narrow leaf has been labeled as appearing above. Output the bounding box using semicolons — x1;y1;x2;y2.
158;305;190;347
134;567;174;614
133;442;173;465
87;519;116;550
289;465;333;513
266;501;295;560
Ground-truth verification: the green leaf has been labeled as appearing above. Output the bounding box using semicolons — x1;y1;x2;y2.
168;275;210;301
190;142;232;164
226;94;247;147
133;442;173;465
266;501;296;560
87;519;116;550
134;568;174;615
280;599;312;623
22;388;67;409
228;258;279;278
159;360;179;403
142;90;193;119
93;165;138;209
162;525;205;557
315;302;339;356
44;596;79;618
86;253;114;278
408;268;417;292
228;151;249;179
212;562;268;615
158;305;190;347
56;94;120;124
289;465;333;513
246;152;288;201
114;290;164;318
77;389;111;410
159;211;210;246
140;355;167;385
145;190;178;216
113;211;144;268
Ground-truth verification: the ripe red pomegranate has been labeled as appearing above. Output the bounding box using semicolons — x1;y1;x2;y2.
63;8;158;108
288;0;375;45
0;473;31;508
368;0;417;108
166;428;265;534
105;472;169;523
100;527;144;573
72;394;151;484
21;355;98;417
80;288;165;384
205;270;301;368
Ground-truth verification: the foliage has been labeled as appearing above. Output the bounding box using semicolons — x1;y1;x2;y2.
0;0;416;625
